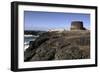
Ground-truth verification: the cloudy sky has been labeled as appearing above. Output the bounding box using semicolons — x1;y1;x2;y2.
24;11;90;31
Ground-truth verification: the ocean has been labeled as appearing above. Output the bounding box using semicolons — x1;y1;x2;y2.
24;35;39;51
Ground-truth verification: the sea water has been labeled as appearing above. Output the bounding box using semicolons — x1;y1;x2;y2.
24;35;39;51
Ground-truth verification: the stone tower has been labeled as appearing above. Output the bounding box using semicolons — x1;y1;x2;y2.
70;21;86;30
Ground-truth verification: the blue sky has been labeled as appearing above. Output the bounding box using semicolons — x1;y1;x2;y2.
24;11;90;31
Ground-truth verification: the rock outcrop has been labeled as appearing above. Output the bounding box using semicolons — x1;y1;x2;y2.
24;30;90;62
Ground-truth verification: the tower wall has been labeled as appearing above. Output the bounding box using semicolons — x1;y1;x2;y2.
70;21;86;30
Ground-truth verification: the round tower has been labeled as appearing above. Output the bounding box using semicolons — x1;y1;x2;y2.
70;21;86;30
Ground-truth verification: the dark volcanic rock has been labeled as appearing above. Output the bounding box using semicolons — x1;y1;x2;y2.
24;47;36;61
24;30;90;61
55;46;83;60
29;32;50;49
30;47;56;61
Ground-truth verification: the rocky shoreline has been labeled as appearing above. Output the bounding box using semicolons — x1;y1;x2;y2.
24;30;90;62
